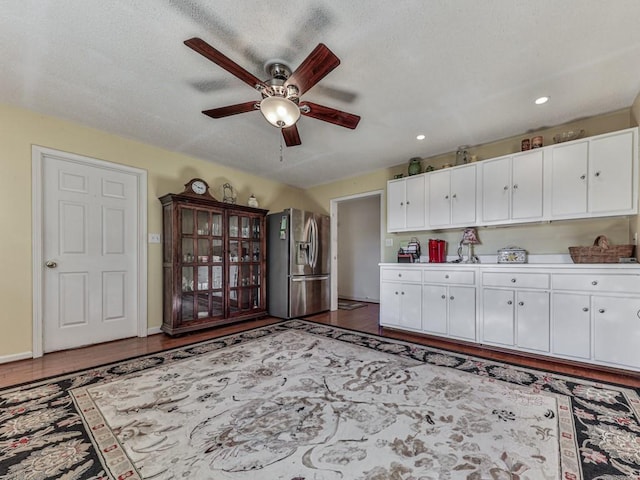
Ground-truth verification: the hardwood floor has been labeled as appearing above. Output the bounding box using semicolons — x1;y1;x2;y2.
2;303;639;389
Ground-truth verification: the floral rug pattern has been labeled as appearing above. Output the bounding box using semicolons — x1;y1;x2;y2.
0;320;639;479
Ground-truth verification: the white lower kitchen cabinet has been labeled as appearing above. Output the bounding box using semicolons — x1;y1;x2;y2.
380;282;422;331
481;271;550;353
551;292;591;360
593;295;640;370
481;288;514;346
423;285;475;341
482;289;550;352
515;290;550;352
379;267;423;331
379;263;640;372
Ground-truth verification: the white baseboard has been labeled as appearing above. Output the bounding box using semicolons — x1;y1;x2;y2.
0;351;33;364
147;326;163;336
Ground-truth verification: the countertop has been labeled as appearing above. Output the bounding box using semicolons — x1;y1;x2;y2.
380;254;640;269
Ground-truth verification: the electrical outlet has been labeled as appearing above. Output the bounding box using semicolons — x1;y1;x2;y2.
148;233;161;244
385;238;393;247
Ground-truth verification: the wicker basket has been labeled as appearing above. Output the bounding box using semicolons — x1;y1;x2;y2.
568;235;635;263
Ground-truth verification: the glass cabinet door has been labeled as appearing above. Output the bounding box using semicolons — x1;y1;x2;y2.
179;206;224;323
228;212;263;316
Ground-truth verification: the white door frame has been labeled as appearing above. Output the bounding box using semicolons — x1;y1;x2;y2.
31;145;148;358
329;189;385;311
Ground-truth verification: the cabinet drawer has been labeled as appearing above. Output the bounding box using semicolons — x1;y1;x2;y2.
423;269;475;285
552;274;640;293
483;272;549;289
381;268;422;283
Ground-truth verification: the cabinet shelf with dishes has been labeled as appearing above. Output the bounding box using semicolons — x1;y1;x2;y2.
160;179;268;336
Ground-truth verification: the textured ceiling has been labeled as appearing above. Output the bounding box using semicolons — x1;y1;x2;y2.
2;1;640;188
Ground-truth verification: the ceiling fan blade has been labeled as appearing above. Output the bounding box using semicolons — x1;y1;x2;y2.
185;38;265;90
202;101;259;118
300;101;360;129
282;125;301;146
285;43;340;95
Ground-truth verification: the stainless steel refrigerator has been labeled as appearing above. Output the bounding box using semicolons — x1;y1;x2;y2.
267;208;331;319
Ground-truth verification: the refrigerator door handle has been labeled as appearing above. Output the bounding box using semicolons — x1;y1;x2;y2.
310;217;318;269
291;275;330;282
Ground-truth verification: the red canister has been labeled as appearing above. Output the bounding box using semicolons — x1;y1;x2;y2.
429;239;438;263
437;240;447;263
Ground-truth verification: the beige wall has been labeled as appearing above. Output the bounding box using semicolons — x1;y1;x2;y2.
2;102;638;359
0;103;314;358
308;108;636;262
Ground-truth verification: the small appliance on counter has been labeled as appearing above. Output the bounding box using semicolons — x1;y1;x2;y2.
498;246;528;264
398;237;421;263
428;239;447;263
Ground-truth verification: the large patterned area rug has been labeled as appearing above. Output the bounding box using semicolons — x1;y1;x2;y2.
1;321;640;479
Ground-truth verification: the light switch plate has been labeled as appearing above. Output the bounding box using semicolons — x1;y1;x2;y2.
385;238;393;247
148;233;161;244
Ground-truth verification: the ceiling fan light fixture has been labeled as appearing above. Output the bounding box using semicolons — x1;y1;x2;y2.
260;96;301;128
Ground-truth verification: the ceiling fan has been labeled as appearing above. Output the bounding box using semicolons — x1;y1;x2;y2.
184;38;361;147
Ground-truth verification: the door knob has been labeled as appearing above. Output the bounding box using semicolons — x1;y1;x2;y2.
45;260;58;268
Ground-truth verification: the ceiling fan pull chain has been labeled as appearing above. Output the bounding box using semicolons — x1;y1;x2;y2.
280;135;284;162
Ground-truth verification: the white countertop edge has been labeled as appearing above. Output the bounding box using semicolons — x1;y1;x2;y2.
379;253;640;268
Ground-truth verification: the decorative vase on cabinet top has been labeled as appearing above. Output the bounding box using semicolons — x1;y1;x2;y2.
248;194;259;208
408;157;422;176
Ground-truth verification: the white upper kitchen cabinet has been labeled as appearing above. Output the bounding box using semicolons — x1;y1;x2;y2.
549;140;588;217
549;128;637;219
589;129;635;214
480;150;544;224
427;164;477;228
387;175;425;232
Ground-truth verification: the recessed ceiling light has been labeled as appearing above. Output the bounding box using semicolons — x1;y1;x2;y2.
535;96;549;105
416;134;425;140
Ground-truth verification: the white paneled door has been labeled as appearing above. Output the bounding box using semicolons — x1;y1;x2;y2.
40;154;141;352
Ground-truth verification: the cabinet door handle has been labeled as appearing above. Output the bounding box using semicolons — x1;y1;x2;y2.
595;171;601;177
406;200;410;205
507;300;513;305
400;202;404;206
513;184;519;190
518;301;524;306
450;296;455;300
582;307;589;312
503;185;509;191
598;308;605;314
511;278;517;283
452;193;457;199
580;174;586;180
445;195;449;200
591;280;598;285
398;273;402;277
444;274;450;279
441;294;446;299
395;291;399;295
401;291;405;295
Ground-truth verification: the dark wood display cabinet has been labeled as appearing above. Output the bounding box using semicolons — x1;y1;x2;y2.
159;179;268;335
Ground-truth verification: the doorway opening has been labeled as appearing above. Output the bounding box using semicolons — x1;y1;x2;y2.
330;190;384;311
